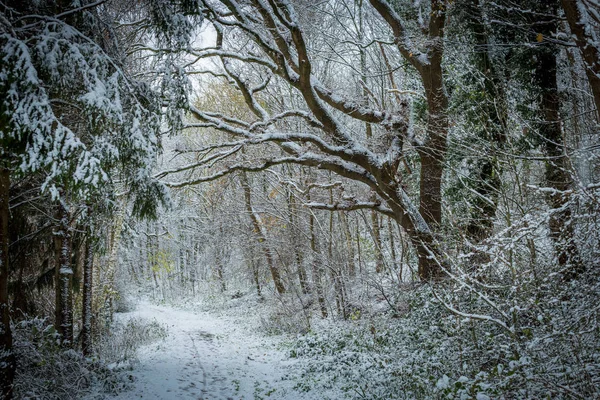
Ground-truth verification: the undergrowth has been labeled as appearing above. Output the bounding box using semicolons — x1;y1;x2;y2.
288;269;600;399
12;314;168;399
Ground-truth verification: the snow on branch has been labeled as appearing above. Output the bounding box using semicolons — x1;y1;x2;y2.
368;0;427;69
247;111;324;131
54;0;108;20
188;48;278;70
306;201;395;218
163;151;378;190
0;4;172;210
155;145;244;180
431;287;515;337
187;102;382;171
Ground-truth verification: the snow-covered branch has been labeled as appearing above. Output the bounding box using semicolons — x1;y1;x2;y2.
306;201;395;218
431;287;515;337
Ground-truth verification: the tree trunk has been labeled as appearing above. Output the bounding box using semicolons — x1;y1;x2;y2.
0;167;15;399
535;0;583;276
81;232;93;356
332;268;347;319
464;0;505;246
240;172;285;294
340;211;356;278
287;188;309;294
251;258;261;297
369;0;449;280
357;0;385;275
216;225;226;292
148;224;160;292
326;205;347;318
309;210;328;318
306;189;328;318
371;198;384;273
417;63;448;280
104;203;124;319
561;0;600;122
215;249;226;292
54;202;73;346
387;217;398;273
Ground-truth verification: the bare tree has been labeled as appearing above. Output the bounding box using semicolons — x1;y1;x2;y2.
161;0;451;280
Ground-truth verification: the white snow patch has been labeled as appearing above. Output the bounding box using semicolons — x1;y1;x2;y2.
92;301;304;399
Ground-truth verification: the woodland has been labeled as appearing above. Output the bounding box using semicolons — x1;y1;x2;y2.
0;0;599;398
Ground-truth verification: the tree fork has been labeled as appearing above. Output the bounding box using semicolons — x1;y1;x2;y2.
369;0;449;280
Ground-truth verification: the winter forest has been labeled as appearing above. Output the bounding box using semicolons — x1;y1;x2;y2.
1;0;600;398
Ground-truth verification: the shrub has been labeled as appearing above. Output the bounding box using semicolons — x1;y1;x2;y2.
12;316;168;399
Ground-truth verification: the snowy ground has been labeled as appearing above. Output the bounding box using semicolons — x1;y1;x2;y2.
99;301;303;400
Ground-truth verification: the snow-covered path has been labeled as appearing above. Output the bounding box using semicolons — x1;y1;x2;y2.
106;302;299;400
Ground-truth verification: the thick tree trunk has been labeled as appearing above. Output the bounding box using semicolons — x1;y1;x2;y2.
0;167;15;399
561;0;600;122
416;67;448;280
535;1;583;277
81;233;93;356
369;0;449;280
54;202;73;346
241;172;285;294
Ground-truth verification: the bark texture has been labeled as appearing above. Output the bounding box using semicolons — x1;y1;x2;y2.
0;167;15;399
54;203;73;346
561;0;600;122
370;0;449;280
535;0;583;276
81;233;93;356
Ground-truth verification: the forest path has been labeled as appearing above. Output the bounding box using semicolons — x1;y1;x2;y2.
106;301;298;400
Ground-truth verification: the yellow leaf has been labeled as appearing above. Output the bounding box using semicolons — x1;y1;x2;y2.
536;33;543;43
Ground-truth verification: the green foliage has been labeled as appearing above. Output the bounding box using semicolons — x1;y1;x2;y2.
150;249;175;274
